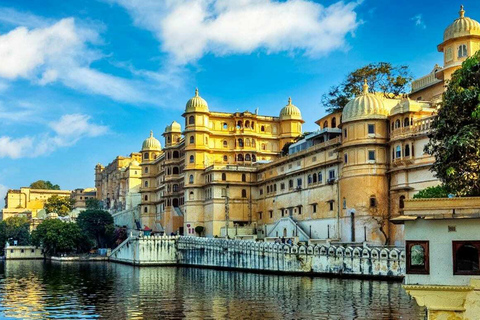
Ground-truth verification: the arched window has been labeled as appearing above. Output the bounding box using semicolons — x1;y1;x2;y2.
252;139;256;147
222;173;226;181
144;167;149;173
405;144;410;157
242;174;246;182
395;147;403;160
251;121;255;129
331;117;337;128
252;155;257;162
308;174;312;184
189;175;194;184
318;172;323;183
189;136;194;144
221;188;226;197
454;242;480;274
223;122;228;130
237;154;244;161
245;154;251;161
369;196;377;208
144;181;149;187
167;168;171;175
189;116;195;125
173;151;179;158
189;155;194;163
261;125;265;132
261;144;266;150
245;139;250;147
167;152;171;160
223;140;228;148
223;155;228;162
312;173;317;183
399;195;405;209
412;144;415;157
343;198;347;209
242;189;247;198
173;167;179;174
237;121;242;129
395;119;401;129
238;139;244;148
144;207;148;213
323;121;328;129
189;191;194;201
167;136;171;143
144;195;148;201
245;120;250;128
404;118;410;127
391;122;394;131
144;153;149;160
458;44;467;58
173;184;178;192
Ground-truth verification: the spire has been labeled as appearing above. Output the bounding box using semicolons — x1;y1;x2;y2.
288;97;292;105
362;79;369;94
459;5;465;18
195;88;199;97
150;130;153;137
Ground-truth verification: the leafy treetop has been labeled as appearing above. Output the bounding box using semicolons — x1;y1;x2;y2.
30;180;60;190
44;195;75;217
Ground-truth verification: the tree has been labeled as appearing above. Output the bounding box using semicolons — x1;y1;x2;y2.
30;180;60;190
425;52;480;196
31;219;91;256
322;62;412;113
86;198;102;210
76;210;114;248
44;195;75;216
413;185;451;199
0;216;31;249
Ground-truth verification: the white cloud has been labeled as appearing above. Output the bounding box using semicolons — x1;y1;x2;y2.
108;0;360;64
0;15;159;104
412;14;426;29
0;113;108;159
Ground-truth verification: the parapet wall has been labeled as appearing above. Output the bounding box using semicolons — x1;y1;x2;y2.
110;236;405;279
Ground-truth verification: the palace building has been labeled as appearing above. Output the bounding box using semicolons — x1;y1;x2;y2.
95;6;480;246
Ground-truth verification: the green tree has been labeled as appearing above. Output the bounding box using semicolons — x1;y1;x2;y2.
76;210;114;248
44;195;75;216
0;216;31;249
30;180;60;190
31;219;91;256
322;62;412;113
425;52;480;196
85;198;102;210
413;185;452;199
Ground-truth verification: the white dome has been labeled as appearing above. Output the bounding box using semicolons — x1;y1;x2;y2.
185;88;209;113
342;81;388;123
142;131;161;151
444;6;480;42
279;97;302;121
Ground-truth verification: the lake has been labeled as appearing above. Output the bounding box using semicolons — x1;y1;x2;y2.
0;261;424;319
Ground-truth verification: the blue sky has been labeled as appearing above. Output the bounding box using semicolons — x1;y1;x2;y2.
0;0;479;206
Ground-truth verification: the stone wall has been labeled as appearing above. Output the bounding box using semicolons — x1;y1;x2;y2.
109;236;405;279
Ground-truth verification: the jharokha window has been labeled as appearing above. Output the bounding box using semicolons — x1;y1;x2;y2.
453;241;480;275
406;241;429;274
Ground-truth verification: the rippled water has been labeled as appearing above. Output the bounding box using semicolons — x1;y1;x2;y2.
0;261;424;319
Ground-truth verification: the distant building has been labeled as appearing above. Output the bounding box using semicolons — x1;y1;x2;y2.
71;188;97;209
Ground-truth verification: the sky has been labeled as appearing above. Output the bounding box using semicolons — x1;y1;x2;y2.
0;0;479;207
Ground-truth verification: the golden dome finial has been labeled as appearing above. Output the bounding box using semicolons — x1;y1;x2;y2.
288;97;292;105
150;130;153;137
362;79;369;94
459;5;465;18
195;88;199;97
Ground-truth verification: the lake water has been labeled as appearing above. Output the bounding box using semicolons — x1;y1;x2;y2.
0;260;425;319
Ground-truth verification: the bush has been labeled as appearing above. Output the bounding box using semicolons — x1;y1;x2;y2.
413;185;451;199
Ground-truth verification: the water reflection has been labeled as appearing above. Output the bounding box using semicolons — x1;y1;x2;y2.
0;261;424;319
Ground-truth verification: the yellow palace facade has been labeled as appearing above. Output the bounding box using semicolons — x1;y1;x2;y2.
95;6;480;246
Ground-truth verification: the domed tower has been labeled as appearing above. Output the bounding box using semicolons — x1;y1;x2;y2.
163;121;182;147
339;80;390;245
141;130;162;162
438;5;480;80
279;97;304;150
182;89;211;235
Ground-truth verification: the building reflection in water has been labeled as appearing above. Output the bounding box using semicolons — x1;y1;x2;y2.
0;261;424;319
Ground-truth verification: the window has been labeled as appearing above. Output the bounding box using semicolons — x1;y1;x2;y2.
173;184;178;192
173;167;179;174
144;181;149;187
261;125;265;132
368;124;375;134
144;207;148;213
173;151;179;158
189;175;194;184
273;184;277;192
223;140;228;148
168;136;171;143
189;155;194;163
144;167;149;173
297;178;302;187
453;241;480;275
258;212;262;220
223;155;228;162
269;210;273;218
318;172;323;183
289;180;294;189
237;154;244;161
369;196;377;208
399;195;406;209
252;155;257;162
280;183;285;190
323;121;328;129
395;145;401;158
189;136;194;144
144;195;148;201
245;154;251;161
331;117;336;128
344;153;348;164
368;150;376;161
406;241;429;274
238;139;244;147
242;174;246;182
298;206;302;215
242;189;247;198
405;145;410;157
404;118;410;127
144;153;149;160
308;174;312;184
189;116;195;125
328;170;335;180
458;44;467;58
223;123;228;130
344;129;347;138
189;192;194;201
395;119;401;129
221;188;226;197
312;203;317;213
329;202;334;211
260;188;263;195
222;173;226;181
